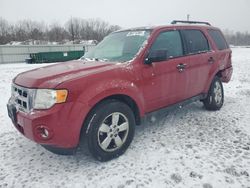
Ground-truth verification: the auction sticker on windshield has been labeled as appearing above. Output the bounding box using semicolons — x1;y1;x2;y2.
126;31;145;36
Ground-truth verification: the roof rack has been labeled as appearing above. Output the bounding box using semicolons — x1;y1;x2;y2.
171;20;211;26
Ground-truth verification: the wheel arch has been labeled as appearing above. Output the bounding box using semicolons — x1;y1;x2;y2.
88;94;141;126
204;69;223;93
215;70;223;78
103;94;141;125
79;94;142;143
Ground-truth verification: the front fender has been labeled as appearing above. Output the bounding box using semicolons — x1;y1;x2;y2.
77;78;145;117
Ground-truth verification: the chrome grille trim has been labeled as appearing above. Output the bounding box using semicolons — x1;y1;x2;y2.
11;84;33;113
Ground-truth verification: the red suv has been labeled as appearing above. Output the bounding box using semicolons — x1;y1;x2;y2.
7;20;233;161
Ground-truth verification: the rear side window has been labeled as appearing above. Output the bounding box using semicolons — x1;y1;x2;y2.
150;30;183;59
208;30;229;50
182;30;210;54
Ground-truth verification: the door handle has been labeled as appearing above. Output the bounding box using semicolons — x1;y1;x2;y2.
177;63;187;72
208;57;215;63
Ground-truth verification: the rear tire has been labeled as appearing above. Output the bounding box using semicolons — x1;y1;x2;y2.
203;76;224;111
84;100;135;161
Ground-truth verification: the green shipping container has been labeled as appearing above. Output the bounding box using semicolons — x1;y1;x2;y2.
27;50;85;64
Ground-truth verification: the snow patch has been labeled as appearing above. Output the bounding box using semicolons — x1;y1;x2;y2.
0;48;250;187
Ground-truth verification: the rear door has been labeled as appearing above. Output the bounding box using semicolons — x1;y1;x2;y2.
180;29;212;98
207;29;232;82
207;29;232;68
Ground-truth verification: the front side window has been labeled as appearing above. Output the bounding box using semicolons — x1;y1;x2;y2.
150;30;183;59
82;30;151;62
182;30;210;54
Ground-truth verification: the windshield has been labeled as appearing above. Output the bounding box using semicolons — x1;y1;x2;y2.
82;30;151;62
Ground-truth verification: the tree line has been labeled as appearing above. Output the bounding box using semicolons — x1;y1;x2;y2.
223;30;250;46
0;17;121;45
1;17;250;46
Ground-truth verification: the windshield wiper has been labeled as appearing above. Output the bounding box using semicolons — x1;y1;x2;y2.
81;57;109;62
95;58;108;62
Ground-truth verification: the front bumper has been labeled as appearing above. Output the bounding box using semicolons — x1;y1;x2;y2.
7;98;88;148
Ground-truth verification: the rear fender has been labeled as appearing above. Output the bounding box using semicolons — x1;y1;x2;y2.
204;49;232;92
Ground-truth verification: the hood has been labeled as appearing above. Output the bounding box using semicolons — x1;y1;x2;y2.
14;60;118;88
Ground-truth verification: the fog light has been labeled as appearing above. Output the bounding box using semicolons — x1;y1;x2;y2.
41;128;49;138
36;126;52;140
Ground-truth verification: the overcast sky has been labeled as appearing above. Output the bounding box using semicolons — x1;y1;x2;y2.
1;0;250;32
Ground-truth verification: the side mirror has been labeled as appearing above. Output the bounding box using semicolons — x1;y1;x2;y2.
144;50;168;64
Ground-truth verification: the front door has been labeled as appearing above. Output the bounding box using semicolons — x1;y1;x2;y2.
142;30;189;112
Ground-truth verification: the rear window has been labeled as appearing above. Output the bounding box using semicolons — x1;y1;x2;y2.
182;30;210;55
208;30;229;50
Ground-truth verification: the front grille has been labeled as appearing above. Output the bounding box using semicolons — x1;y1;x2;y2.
12;84;32;113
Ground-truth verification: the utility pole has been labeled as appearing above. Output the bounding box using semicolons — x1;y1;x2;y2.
187;14;190;21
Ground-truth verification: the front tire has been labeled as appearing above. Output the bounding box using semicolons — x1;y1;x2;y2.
203;76;224;111
85;100;135;161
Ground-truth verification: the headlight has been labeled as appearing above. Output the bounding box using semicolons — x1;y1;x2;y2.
33;89;68;109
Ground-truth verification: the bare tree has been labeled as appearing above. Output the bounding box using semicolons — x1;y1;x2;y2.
78;18;121;42
0;18;10;44
13;20;46;42
65;18;81;42
0;17;121;44
48;23;69;42
224;30;250;46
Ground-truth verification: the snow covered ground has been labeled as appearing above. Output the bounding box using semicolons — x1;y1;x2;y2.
0;48;250;188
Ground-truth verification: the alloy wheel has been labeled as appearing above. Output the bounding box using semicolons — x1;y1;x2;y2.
97;112;129;152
